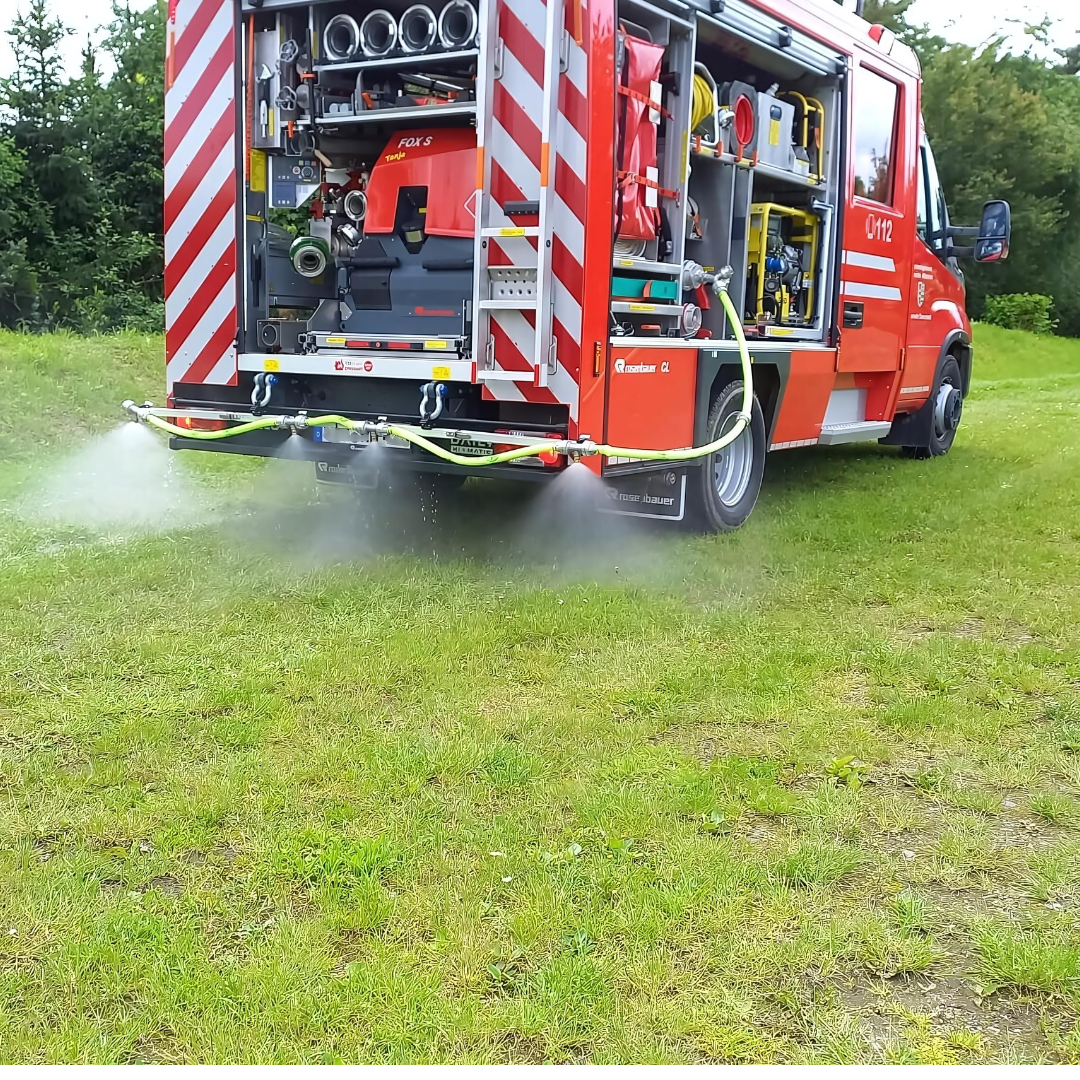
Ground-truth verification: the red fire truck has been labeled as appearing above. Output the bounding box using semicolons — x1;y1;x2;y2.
147;0;1010;530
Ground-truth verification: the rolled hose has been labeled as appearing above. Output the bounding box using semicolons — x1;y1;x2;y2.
130;290;753;466
691;73;715;135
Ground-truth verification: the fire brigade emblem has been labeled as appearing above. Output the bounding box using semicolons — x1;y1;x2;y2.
917;281;926;308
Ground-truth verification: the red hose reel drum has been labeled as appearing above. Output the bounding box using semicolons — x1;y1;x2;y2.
615;33;667;242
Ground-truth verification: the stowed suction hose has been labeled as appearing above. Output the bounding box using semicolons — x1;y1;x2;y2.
124;288;753;468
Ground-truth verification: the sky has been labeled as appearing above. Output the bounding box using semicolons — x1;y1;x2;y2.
0;0;1076;79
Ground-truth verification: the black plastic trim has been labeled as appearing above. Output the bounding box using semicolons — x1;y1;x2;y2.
879;328;971;446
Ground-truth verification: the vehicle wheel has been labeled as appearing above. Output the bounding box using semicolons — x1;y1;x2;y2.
687;379;766;532
902;356;963;459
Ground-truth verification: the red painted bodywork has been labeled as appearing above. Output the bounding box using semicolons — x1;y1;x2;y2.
581;0;972;453
606;347;697;450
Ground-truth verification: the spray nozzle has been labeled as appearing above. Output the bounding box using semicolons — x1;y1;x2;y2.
122;399;153;422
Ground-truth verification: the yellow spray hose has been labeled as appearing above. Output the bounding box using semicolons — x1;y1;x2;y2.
141;413;356;440
134;290;753;467
386;289;753;465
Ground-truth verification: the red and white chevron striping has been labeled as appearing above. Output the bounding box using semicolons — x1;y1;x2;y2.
164;0;238;389
483;0;588;434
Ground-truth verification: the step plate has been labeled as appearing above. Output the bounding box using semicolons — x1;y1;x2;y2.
818;421;893;445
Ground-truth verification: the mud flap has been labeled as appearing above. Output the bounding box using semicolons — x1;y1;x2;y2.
599;469;686;521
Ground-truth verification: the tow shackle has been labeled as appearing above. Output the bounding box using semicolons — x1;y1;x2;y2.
418;381;447;426
251;372;278;415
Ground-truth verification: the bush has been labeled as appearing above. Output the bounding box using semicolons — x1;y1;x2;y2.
981;293;1058;335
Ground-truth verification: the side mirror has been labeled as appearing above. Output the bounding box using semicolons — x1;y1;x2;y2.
974;200;1010;263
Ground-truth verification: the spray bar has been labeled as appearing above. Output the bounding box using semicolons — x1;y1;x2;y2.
124;289;753;468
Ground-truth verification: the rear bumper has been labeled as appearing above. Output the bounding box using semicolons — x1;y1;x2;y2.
168;431;557;483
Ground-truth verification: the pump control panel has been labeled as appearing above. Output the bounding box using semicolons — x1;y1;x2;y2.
270;155;322;209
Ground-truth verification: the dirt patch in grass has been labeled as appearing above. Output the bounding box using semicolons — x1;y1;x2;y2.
838;968;1078;1062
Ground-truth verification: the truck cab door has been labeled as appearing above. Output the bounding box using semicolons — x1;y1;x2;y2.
838;64;913;373
903;135;970;404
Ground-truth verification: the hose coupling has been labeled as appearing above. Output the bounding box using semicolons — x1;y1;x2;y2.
713;264;735;294
564;438;598;459
122;399;152;422
284;410;309;431
733;411;752;427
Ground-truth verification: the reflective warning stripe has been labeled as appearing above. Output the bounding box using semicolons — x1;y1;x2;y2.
164;0;237;389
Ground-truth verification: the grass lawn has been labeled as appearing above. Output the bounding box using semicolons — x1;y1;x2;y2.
1;323;1079;1062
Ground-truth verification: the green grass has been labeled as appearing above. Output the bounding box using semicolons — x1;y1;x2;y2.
0;323;1079;1062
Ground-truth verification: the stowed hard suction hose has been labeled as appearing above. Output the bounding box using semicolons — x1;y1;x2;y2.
323;14;361;61
359;9;398;57
398;5;438;53
123;273;753;468
438;0;478;49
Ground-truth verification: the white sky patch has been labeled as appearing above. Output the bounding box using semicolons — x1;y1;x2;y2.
0;0;1077;79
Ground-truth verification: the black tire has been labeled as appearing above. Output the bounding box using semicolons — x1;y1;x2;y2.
902;356;963;459
687;379;766;533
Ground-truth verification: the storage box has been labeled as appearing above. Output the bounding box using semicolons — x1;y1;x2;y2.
756;93;795;170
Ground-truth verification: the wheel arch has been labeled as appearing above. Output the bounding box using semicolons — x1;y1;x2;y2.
880;329;971;447
694;358;782;448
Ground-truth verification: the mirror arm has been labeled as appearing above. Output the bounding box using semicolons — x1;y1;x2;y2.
947;225;979;239
949;242;976;259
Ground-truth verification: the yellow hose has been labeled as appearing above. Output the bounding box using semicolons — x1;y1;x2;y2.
130;291;754;467
390;290;753;465
691;73;715;135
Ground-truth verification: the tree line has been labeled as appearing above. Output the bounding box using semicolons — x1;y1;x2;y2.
0;0;1078;334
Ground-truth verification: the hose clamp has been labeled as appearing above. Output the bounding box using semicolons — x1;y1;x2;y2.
734;411;752;427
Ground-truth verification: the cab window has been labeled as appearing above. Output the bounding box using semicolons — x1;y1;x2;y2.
917;136;949;256
853;68;899;205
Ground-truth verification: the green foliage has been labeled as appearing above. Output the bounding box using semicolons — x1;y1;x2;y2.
826;754;870;788
875;1;1080;338
0;0;164;333
981;293;1058;336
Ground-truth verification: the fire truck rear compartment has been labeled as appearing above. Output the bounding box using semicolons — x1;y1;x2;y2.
169;0;845;511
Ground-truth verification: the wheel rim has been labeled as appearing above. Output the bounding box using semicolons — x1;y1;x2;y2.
933;379;962;439
713;408;754;508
